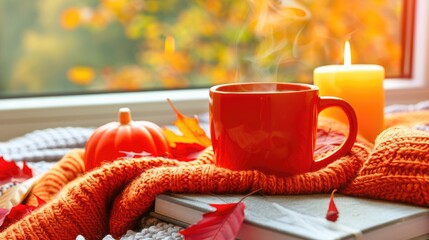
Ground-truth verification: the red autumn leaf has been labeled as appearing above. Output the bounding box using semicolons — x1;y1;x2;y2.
0;208;8;226
0;204;36;230
0;156;33;186
326;189;339;222
21;162;32;177
180;201;245;240
33;194;46;206
167;142;206;161
0;194;46;230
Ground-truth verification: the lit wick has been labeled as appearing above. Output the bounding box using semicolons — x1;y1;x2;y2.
344;41;351;67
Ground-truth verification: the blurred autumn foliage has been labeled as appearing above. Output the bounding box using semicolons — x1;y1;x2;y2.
0;0;406;96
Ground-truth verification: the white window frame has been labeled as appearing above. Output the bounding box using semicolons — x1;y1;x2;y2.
384;0;429;106
1;0;428;141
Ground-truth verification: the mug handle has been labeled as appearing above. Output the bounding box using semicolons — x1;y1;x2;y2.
311;96;358;171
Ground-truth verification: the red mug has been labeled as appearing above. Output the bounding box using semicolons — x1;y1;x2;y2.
209;82;358;177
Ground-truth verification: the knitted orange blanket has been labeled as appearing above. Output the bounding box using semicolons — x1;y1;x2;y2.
1;112;428;240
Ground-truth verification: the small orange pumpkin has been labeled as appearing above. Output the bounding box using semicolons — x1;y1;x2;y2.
83;107;169;171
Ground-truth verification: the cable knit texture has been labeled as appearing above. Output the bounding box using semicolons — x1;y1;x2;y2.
23;149;85;206
341;126;429;205
0;113;428;240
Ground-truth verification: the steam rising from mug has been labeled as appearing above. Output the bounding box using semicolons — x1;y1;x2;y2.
233;0;311;83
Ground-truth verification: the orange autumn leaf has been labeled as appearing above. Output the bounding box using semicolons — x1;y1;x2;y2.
163;99;211;148
164;36;175;55
101;0;128;13
67;66;95;85
61;8;82;30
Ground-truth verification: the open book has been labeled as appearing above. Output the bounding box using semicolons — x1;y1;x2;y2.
152;193;429;240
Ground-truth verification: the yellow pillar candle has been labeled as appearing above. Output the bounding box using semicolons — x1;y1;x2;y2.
313;41;385;143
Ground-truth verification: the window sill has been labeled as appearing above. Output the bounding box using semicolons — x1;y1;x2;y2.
384;79;429;105
1;81;428;141
0;89;209;141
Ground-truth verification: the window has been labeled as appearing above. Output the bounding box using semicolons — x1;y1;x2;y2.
0;0;417;96
0;0;428;140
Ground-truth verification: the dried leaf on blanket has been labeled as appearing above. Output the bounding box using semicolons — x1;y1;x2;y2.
0;157;33;186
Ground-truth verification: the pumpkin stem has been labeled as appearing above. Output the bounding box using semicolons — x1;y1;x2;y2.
119;108;132;125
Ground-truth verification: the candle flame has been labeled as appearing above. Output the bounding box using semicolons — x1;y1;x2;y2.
344;41;351;66
165;36;175;54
